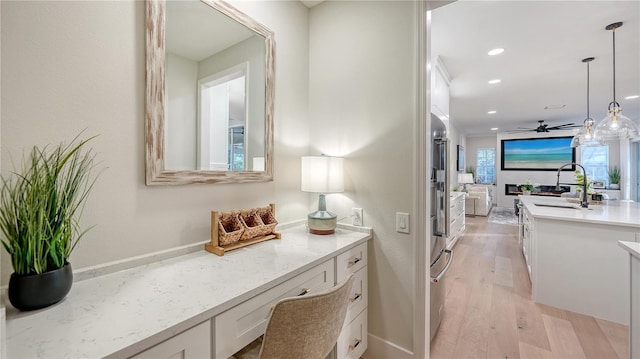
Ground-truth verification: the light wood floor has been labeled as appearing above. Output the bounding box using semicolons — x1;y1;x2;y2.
430;213;629;359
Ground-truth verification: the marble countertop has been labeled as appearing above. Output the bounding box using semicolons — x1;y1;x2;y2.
619;241;640;259
5;226;371;359
519;195;640;228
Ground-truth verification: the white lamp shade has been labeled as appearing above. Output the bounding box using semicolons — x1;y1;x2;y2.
458;173;474;184
301;156;344;193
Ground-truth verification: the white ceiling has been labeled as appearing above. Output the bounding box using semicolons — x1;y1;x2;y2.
431;1;640;136
166;0;255;62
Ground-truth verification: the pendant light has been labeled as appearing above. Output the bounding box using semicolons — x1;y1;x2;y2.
594;22;640;139
571;57;603;147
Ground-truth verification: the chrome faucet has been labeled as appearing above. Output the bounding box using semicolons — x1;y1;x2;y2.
556;163;588;208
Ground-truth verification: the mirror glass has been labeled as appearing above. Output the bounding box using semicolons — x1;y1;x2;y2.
146;0;274;185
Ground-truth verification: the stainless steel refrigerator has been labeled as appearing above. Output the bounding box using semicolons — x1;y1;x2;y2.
429;114;454;340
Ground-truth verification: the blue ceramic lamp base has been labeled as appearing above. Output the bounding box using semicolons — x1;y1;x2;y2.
308;194;337;235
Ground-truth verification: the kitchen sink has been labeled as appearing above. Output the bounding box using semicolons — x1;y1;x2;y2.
534;203;579;209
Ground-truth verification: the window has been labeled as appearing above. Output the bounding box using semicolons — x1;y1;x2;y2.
476;148;496;184
581;145;609;186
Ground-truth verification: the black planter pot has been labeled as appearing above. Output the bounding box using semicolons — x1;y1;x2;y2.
8;263;73;311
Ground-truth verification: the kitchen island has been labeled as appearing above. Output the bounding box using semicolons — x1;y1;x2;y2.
519;196;640;324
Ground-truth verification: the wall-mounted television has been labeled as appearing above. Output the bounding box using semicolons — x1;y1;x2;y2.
501;136;575;171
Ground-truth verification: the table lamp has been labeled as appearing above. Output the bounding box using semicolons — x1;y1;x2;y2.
458;173;474;191
301;155;344;235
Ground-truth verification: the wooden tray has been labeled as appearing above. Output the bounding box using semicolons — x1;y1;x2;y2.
205;203;281;256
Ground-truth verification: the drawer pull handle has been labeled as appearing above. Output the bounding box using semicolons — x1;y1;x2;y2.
348;257;361;266
267;288;311;316
349;339;361;351
350;293;361;302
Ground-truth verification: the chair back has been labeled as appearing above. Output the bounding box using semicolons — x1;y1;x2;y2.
258;275;355;359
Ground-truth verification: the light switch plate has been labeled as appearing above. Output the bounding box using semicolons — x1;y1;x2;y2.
396;212;410;234
352;208;363;226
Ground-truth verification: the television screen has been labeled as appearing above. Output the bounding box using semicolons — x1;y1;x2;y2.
501;136;575;171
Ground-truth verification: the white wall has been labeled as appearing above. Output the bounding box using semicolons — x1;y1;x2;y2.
0;2;4;355
0;0;310;284
309;2;418;356
166;52;198;170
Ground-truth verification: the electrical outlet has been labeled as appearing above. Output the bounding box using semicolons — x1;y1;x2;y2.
352;208;363;226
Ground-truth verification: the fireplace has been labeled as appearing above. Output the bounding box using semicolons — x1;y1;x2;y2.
505;184;570;197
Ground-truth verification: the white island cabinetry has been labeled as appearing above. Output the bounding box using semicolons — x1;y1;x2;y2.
619;240;640;359
520;196;640;324
520;204;533;280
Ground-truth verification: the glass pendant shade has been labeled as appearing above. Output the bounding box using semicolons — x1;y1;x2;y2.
571;118;603;147
594;102;639;139
571;57;604;147
595;22;640;140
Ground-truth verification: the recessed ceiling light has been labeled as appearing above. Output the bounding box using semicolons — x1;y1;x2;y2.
488;48;504;56
625;95;639;100
488;79;501;84
491;127;499;131
487;110;497;114
544;104;566;109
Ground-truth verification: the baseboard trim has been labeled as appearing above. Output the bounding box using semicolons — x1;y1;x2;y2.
362;333;414;359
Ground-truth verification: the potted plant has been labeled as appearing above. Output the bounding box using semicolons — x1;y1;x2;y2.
608;166;620;189
520;179;535;195
0;135;98;311
574;170;596;195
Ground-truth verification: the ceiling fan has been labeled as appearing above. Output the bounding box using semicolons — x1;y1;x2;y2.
507;120;582;133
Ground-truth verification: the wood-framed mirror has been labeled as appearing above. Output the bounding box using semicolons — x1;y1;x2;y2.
145;0;275;185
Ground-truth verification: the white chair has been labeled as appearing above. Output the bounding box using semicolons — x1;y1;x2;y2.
466;185;492;216
232;275;355;359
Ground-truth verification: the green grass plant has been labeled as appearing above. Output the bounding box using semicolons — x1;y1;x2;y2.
0;135;98;275
608;166;620;185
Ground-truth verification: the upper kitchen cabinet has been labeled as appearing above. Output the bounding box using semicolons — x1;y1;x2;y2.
431;57;451;121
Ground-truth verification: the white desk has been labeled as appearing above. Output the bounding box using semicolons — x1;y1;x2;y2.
6;225;371;358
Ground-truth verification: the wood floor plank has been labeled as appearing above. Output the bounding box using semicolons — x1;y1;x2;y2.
566;311;620;359
595;318;629;359
542;314;587;358
515;293;552;352
494;255;514;288
519;341;554;359
538;303;570;321
429;277;470;359
487;284;520;359
451;254;494;358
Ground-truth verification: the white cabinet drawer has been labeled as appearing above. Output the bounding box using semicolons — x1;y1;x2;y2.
130;320;211;359
336;308;367;359
336;243;367;282
215;260;334;359
344;266;367;326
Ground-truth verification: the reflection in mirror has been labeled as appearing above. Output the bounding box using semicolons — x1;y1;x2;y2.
146;0;274;185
